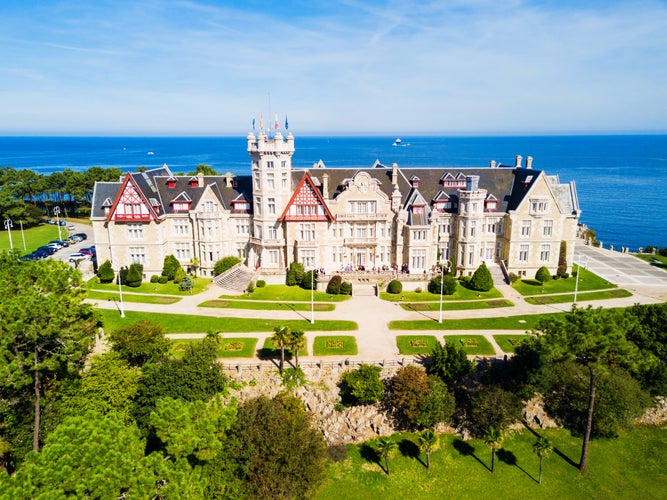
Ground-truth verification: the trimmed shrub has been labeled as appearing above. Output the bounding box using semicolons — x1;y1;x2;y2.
97;259;115;284
173;266;185;284
125;263;143;288
415;287;422;293
287;261;305;286
562;272;569;279
214;256;241;277
150;275;159;283
428;274;457;295
557;240;568;277
340;281;353;295
508;273;520;283
179;275;194;292
326;275;343;295
246;281;255;294
535;266;552;283
339;364;384;406
158;275;168;284
161;254;181;281
387;279;403;294
256;279;266;288
470;262;493;292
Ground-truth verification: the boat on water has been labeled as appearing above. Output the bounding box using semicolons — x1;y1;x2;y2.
147;151;155;155
392;138;410;147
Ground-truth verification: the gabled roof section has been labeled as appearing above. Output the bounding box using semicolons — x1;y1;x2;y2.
105;173;161;222
372;159;387;168
171;191;192;203
404;188;432;226
279;172;334;222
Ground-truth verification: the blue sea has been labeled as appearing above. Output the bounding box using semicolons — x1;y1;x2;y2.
1;135;666;251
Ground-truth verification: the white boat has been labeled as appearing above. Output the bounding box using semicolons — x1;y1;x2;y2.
147;151;155;155
392;138;410;147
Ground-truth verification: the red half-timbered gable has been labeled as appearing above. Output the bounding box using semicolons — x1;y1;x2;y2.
105;174;159;222
279;173;334;222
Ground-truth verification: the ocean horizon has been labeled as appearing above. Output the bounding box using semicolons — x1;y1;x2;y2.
1;134;666;251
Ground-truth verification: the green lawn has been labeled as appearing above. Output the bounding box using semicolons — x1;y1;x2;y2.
312;336;358;356
316;426;667;499
396;335;439;355
524;289;632;305
199;299;334;312
381;285;502;302
401;299;513;312
86;290;181;305
444;335;495;355
633;252;667;270
493;334;531;353
389;312;567;331
98;310;357;333
0;224;60;254
513;266;616;296
87;277;210;295
260;337;308;359
169;337;258;358
221;285;350;302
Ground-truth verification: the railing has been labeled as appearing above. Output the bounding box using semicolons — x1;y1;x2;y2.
220;358;424;372
499;259;510;284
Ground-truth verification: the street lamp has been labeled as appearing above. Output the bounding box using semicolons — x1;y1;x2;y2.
310;263;315;324
19;220;27;251
53;206;62;241
573;255;590;306
117;271;125;318
4;218;13;250
438;258;452;323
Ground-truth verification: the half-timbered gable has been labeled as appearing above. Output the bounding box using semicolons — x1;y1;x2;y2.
106;174;159;222
280;173;334;222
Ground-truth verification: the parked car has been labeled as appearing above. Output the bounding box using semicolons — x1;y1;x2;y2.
20;253;39;261
67;224;76;230
69;252;90;262
35;246;56;257
80;246;96;256
59;220;67;226
73;233;88;241
54;239;70;247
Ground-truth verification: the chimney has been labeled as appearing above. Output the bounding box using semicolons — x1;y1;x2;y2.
225;172;234;188
515;155;523;168
197;172;204;187
526;156;533;169
489;160;496;168
322;173;329;199
392;163;398;186
465;175;479;191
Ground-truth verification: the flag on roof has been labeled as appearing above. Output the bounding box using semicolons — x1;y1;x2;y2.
259;114;263;131
252;117;255;130
285;115;289;130
274;114;279;130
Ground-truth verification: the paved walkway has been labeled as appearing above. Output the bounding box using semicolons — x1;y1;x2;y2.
91;241;667;362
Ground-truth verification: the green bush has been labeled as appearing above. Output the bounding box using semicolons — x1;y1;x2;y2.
340;281;353;296
300;270;316;290
256;280;266;288
326;275;343;295
535;266;552;283
179;275;194;292
158;275;168;284
97;260;115;284
246;281;255;293
339;364;384;406
125;263;143;288
173;266;185;284
287;261;305;286
161;254;181;281
150;275;159;283
428;274;457;295
214;256;241;277
557;240;568;277
470;262;493;291
281;367;307;389
387;279;403;294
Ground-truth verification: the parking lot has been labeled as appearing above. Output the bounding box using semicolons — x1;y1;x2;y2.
574;243;667;287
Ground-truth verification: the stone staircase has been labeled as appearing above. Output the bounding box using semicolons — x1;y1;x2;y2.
213;263;255;293
488;262;508;286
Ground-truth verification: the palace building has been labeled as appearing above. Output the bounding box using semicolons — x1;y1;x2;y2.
91;132;580;281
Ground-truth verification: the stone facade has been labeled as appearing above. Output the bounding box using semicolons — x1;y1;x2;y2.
91;133;580;279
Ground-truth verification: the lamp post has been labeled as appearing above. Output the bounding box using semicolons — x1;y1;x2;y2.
4;218;13;250
573;255;589;306
53;206;62;241
117;270;125;318
310;263;315;324
19;220;26;251
438;254;445;323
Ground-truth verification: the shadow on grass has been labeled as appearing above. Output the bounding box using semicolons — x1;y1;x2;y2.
399;438;426;468
452;439;491;472
360;443;386;474
497;448;538;484
523;421;579;470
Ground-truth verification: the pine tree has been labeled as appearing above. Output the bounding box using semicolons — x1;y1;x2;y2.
470;262;493;292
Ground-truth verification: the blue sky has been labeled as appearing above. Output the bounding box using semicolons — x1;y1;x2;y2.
1;0;666;135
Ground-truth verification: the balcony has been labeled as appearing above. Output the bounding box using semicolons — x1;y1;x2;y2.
344;238;379;246
336;213;388;221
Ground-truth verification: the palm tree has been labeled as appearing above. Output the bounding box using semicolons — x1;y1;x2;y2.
205;329;222;344
288;330;306;367
189;256;200;277
272;326;290;374
418;429;439;470
376;437;398;475
533;436;553;485
483;426;504;473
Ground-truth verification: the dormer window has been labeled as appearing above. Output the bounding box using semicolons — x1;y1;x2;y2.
412;205;425;215
485;200;498;211
189;177;198;188
166;177;176;189
410;175;420;188
170;192;192;213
